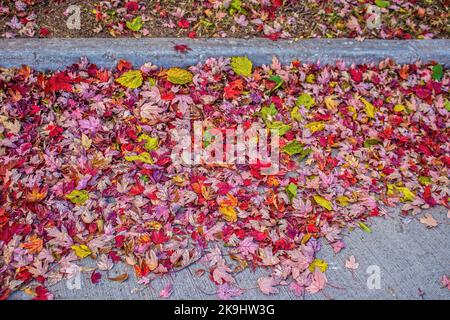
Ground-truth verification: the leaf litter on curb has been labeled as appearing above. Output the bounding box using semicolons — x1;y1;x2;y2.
0;57;448;300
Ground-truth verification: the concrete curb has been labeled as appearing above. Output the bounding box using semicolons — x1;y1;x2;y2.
0;38;449;70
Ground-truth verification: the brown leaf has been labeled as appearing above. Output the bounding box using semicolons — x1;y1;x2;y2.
108;273;129;283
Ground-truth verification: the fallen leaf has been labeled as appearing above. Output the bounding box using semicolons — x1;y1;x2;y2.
108;273;129;283
71;244;92;259
257;276;279;295
116;70;143;89
419;213;438;228
231;56;253;77
345;255;359;270
313;195;333;211
166;68;193;85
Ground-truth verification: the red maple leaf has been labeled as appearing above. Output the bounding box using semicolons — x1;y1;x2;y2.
91;271;102;284
177;19;190;29
174;44;192;54
125;1;139;11
45;72;75;93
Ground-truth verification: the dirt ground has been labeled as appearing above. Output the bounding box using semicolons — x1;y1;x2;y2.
1;0;449;39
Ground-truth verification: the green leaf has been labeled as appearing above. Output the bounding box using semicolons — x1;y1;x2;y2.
139;175;149;183
418;176;432;186
260;103;278;122
375;0;390;8
432;64;443;81
126;16;143;32
313;195;333;211
290;106;303;122
358;222;372;233
231;56;253;77
66;190;89;205
268;75;283;91
116;70;143;89
298;148;312;162
286;182;298;201
364;138;381;148
229;0;247;15
124;152;154;164
203;130;214;148
266;121;291;136
282;141;304;156
138;134;159;151
166;68;193;85
445;100;450;112
296;93;315;109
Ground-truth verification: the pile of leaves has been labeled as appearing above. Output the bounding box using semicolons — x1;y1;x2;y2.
0;57;449;300
0;0;448;39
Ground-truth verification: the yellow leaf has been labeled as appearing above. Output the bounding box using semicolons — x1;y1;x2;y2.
231;56;253;77
360;98;376;119
71;244;92;259
301;234;312;245
387;184;396;196
324;96;339;110
125;152;154;164
166;68;193;85
313;195;333;211
394;104;405;113
116;70;143;89
219;206;237;223
290;106;303;121
66;190;89;205
348;105;357;120
137;134;158;151
306;74;315;84
147;221;162;230
397;186;415;202
308;259;328;273
305;122;325;133
336;196;350;207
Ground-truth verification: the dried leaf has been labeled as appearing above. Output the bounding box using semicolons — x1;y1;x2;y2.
419;213;438;228
108;273;129;283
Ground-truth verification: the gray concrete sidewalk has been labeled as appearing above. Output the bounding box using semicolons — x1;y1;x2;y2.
0;39;449;70
9;207;450;300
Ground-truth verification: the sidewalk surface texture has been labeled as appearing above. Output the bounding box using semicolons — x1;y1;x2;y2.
1;38;449;300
